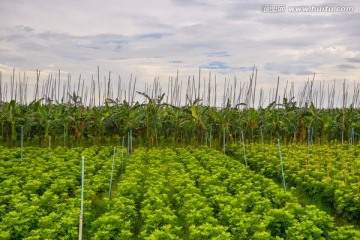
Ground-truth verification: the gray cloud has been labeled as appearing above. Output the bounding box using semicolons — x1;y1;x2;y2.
0;0;358;103
14;25;34;31
207;52;230;57
265;62;319;76
137;33;173;39
347;58;360;63
336;64;356;69
295;70;317;76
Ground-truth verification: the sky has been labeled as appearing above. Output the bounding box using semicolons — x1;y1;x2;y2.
0;0;359;106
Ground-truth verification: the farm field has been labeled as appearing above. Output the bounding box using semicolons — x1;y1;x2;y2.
1;145;360;239
1;0;360;237
230;142;360;224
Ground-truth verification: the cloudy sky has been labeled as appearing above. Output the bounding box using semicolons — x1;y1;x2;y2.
0;0;359;106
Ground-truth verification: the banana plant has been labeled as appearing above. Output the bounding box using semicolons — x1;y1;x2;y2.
189;103;209;146
4;100;17;144
103;99;144;137
37;103;72;145
210;105;233;147
137;92;168;147
165;106;189;146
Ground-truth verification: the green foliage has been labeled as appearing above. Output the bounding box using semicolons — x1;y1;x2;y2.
2;98;360;147
1;145;360;239
231;142;360;224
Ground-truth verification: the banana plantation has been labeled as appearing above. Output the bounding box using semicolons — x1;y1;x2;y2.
0;94;359;148
0;68;359;147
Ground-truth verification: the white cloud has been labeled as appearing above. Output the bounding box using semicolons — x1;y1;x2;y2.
0;0;359;106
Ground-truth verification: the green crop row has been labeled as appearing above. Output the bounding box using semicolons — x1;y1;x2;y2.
84;146;360;239
1;145;360;239
0;146;122;239
230;143;360;224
